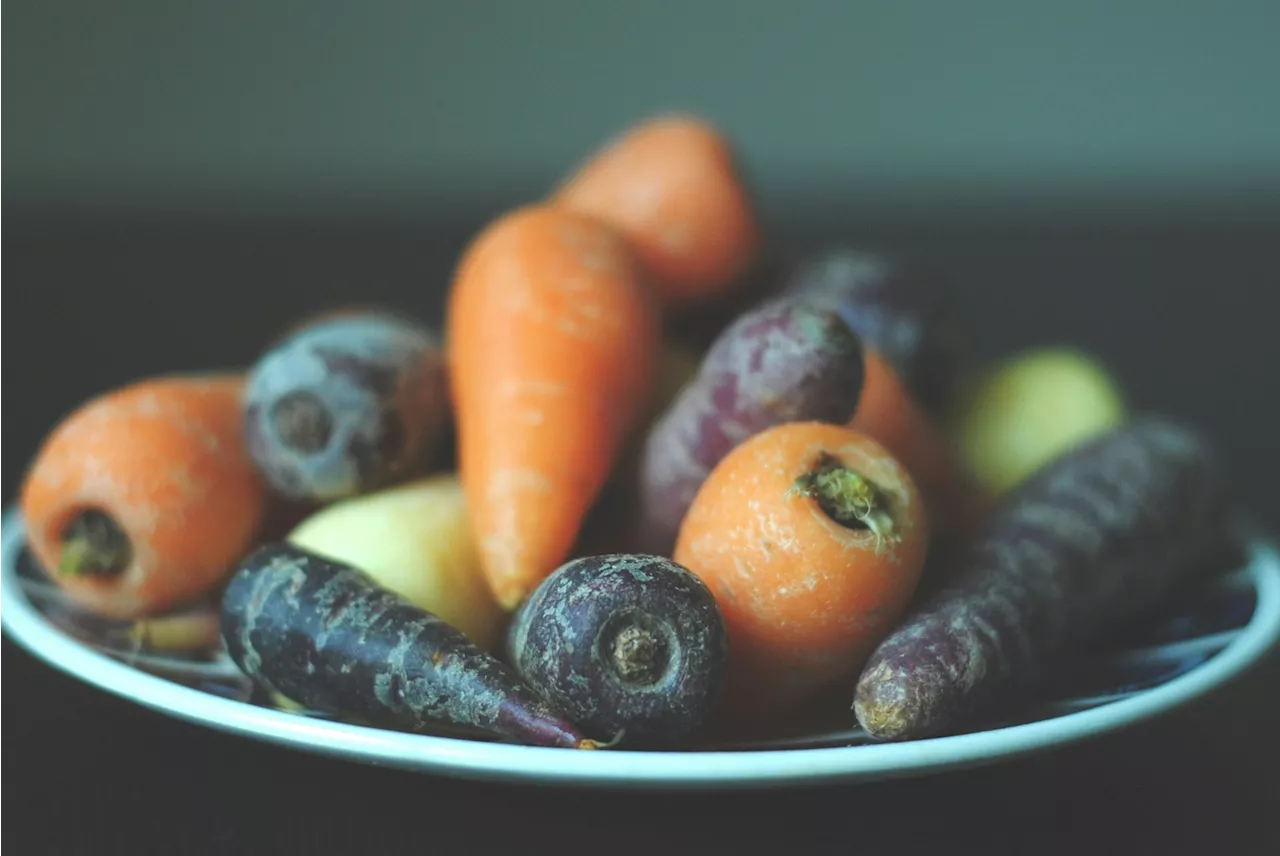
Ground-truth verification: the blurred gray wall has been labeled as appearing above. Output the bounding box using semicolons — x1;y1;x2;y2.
6;0;1280;212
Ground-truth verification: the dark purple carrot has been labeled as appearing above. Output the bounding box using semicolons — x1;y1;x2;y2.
786;249;966;418
221;543;597;749
636;295;866;555
507;554;729;748
853;417;1231;741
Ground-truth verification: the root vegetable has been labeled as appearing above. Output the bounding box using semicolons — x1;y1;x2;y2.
553;114;759;308
446;204;660;609
854;417;1229;741
507;554;729;747
637;296;866;555
221;543;597;748
20;374;267;619
674;422;929;720
244;313;449;501
954;347;1127;494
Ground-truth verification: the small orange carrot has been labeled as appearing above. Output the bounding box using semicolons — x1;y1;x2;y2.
447;205;660;609
674;421;929;720
20;374;268;619
851;349;989;539
552;114;760;309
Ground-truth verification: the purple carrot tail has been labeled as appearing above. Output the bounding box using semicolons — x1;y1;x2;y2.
496;700;594;749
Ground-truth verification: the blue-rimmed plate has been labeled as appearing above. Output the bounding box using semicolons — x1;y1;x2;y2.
3;507;1278;789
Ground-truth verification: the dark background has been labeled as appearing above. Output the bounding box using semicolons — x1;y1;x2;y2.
6;2;1280;854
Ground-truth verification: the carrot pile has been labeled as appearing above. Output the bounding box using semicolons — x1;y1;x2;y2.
20;112;1205;753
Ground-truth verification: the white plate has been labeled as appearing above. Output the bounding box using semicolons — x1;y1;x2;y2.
4;506;1279;789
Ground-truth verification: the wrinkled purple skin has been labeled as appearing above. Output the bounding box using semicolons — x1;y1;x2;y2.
786;249;966;418
854;418;1230;742
244;314;448;501
221;543;588;748
506;554;729;748
636;296;865;556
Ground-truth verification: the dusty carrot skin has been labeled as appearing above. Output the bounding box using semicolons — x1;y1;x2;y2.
447;204;660;609
674;422;929;721
507;553;729;748
854;418;1230;741
851;349;989;539
20;374;267;619
552;114;760;308
221;543;595;748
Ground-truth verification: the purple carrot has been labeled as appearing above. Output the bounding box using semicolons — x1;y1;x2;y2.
786;249;966;418
854;417;1231;741
507;553;728;748
244;313;449;502
637;295;865;555
221;543;597;749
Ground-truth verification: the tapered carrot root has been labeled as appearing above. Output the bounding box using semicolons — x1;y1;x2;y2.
222;543;596;748
447;205;660;609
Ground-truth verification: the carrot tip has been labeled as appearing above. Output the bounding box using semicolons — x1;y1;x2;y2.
576;729;626;750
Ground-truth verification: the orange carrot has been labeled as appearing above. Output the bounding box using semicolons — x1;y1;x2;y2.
674;421;929;720
851;349;989;539
447;205;660;609
552;114;760;309
20;374;268;619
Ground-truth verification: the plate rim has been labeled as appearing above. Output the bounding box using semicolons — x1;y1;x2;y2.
4;507;1279;789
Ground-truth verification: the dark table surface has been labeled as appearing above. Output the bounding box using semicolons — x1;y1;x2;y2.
5;204;1280;855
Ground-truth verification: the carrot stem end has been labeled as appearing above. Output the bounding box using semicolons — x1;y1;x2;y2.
609;623;669;686
791;453;897;547
58;509;132;577
270;390;334;453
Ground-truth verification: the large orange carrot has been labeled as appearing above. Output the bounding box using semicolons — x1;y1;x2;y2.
851;349;989;539
447;205;660;609
674;422;929;720
20;374;267;618
552;114;760;309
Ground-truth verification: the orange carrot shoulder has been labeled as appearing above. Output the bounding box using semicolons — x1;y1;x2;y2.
446;205;660;609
